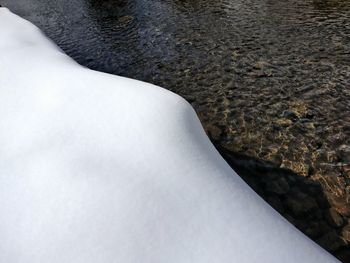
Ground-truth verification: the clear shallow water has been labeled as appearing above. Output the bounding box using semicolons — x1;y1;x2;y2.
1;0;350;260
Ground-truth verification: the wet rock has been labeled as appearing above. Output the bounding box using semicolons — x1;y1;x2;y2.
325;208;344;228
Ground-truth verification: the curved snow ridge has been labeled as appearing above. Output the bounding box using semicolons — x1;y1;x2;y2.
0;7;339;263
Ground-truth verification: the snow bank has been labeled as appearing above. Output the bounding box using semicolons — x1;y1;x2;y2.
0;7;338;263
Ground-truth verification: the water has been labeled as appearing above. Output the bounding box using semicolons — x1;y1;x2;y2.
1;0;350;260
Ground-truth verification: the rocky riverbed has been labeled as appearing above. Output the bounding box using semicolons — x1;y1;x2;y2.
1;0;350;261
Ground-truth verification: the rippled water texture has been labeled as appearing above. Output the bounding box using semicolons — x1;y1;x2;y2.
2;0;350;260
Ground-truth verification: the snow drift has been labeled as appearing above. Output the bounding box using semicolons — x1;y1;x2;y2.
0;7;339;263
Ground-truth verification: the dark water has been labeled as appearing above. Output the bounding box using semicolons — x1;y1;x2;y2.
1;0;350;260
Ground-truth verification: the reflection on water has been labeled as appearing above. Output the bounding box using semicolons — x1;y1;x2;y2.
1;0;350;260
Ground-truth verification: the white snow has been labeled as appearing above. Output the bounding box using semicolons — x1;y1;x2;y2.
0;7;339;263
